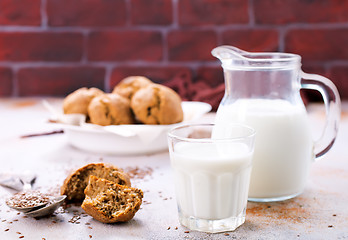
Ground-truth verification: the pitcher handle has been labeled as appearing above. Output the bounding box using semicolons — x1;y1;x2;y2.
300;71;341;159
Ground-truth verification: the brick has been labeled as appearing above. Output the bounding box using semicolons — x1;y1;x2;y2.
88;31;163;61
285;29;348;61
222;29;279;52
0;68;13;96
254;0;348;24
196;66;224;87
168;30;217;61
0;33;83;61
0;0;41;26
17;67;105;96
178;0;248;26
47;0;126;27
110;66;192;89
329;66;348;99
131;0;172;25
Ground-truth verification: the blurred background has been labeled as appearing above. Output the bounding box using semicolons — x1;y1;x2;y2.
0;0;347;110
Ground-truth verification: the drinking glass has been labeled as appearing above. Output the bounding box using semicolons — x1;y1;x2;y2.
167;123;255;233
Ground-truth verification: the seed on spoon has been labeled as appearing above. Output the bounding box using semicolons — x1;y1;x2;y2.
6;190;50;209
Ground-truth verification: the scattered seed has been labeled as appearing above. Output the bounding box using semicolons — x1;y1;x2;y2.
16;232;21;234
22;216;28;219
85;223;91;225
13;219;19;222
17;213;20;215
9;222;13;224
175;227;178;230
333;214;337;217
88;226;93;229
52;221;57;224
328;225;333;228
2;220;6;222
4;228;9;232
184;231;190;233
19;236;24;239
224;233;230;236
167;227;170;230
42;238;46;240
163;198;168;200
89;235;92;239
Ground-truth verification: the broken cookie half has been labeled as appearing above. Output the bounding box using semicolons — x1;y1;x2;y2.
81;175;143;223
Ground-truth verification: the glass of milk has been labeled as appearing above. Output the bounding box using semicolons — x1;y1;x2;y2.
167;123;255;233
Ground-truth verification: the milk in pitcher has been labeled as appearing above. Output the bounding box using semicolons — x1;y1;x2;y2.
213;99;314;200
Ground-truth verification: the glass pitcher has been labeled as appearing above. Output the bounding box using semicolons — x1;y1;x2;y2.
212;46;341;202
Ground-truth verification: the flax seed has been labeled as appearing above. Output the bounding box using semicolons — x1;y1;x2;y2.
184;231;189;233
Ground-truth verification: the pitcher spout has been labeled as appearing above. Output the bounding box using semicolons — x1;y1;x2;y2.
211;45;249;61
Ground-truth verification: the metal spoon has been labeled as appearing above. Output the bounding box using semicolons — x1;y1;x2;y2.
0;172;37;192
24;195;67;218
7;199;49;213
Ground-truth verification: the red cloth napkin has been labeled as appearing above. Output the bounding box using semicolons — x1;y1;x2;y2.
164;73;224;111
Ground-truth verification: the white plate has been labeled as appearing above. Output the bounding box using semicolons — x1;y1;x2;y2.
49;101;211;155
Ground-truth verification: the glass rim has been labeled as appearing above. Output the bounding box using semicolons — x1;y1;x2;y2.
167;123;256;143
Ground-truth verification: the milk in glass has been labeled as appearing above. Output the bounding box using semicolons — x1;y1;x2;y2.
171;141;252;220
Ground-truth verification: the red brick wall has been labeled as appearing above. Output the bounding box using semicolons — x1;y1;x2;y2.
0;0;347;108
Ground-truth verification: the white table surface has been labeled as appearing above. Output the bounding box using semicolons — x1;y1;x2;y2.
0;98;347;240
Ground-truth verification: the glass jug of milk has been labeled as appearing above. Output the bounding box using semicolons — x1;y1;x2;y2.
212;46;341;202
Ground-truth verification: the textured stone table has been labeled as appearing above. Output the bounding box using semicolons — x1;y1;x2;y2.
0;98;347;240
